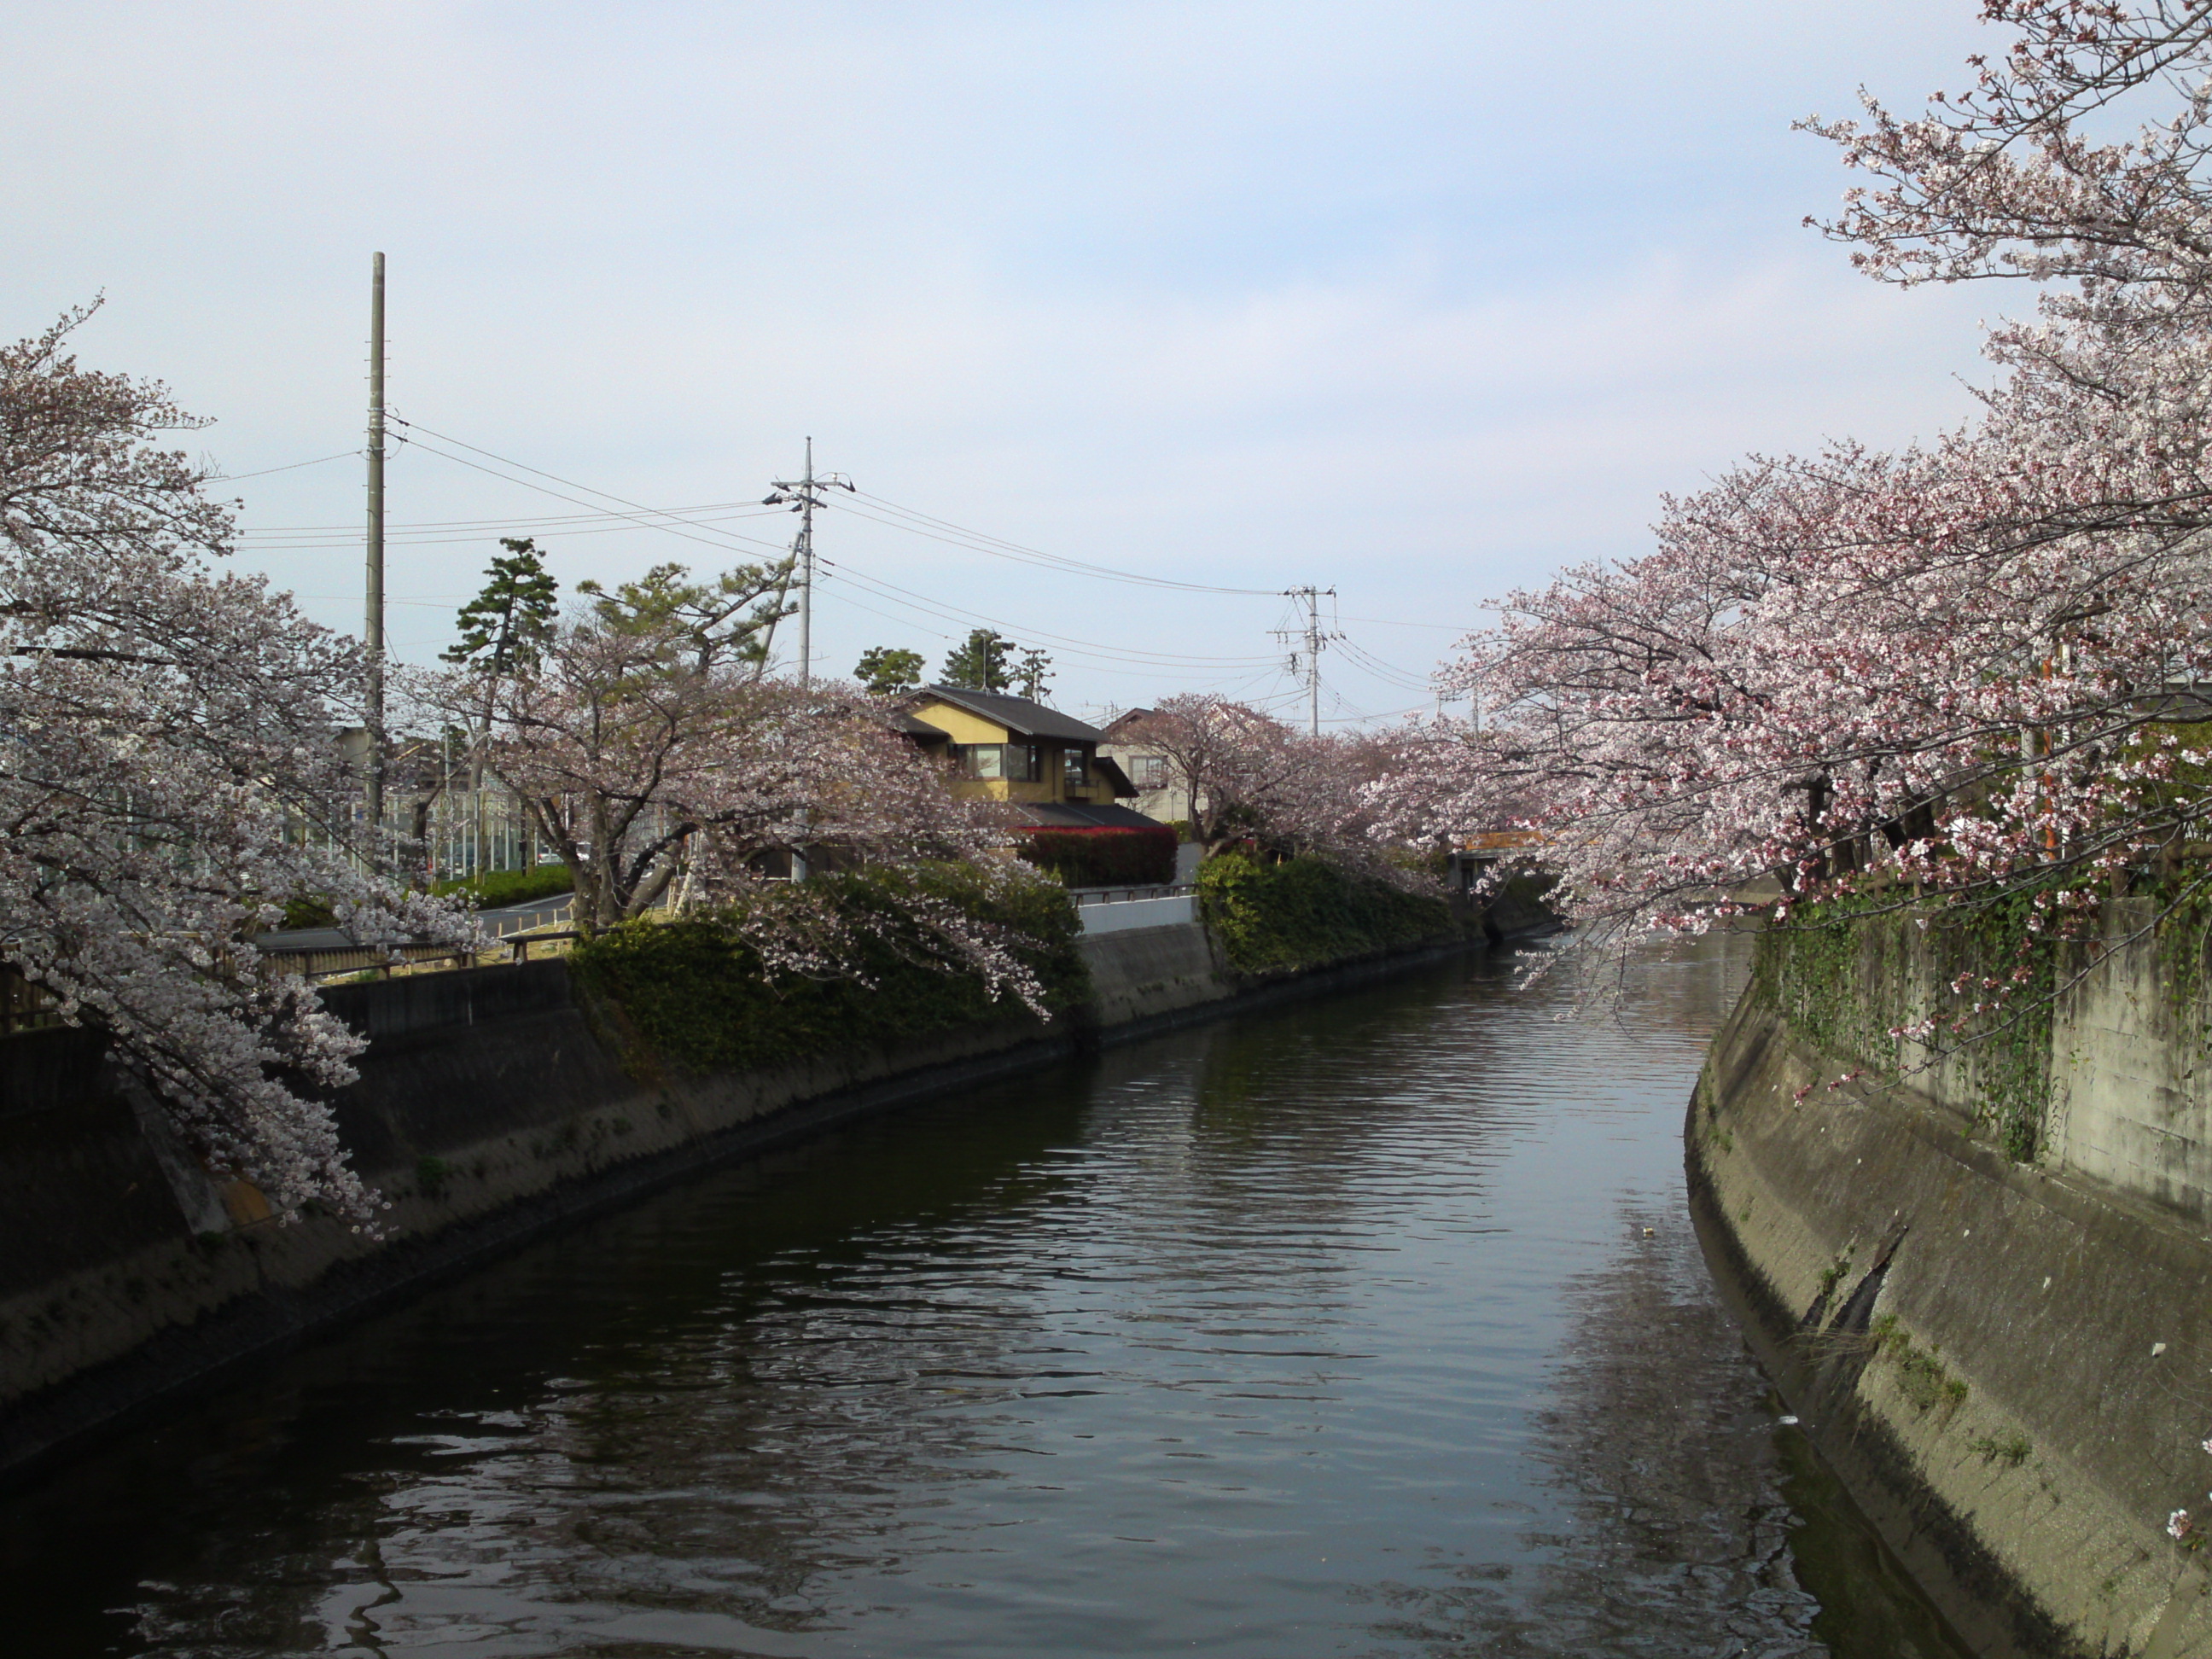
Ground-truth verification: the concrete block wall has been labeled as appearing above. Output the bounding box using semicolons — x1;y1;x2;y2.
1699;899;2212;1656
2046;899;2212;1225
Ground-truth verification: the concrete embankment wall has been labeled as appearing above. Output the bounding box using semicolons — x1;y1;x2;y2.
0;915;1494;1487
1694;900;2212;1658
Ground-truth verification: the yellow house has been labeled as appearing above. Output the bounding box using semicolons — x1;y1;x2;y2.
898;685;1158;828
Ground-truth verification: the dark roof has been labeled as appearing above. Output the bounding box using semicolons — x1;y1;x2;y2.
1091;754;1138;799
1008;802;1166;830
913;684;1108;743
894;711;949;739
1099;707;1157;740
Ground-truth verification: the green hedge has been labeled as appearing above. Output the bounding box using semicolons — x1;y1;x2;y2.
276;893;339;930
1196;853;1462;975
1018;825;1177;887
432;864;575;909
568;863;1088;1076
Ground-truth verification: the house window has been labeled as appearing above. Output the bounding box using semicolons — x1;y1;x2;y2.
1133;755;1167;788
951;743;1040;782
1062;748;1089;789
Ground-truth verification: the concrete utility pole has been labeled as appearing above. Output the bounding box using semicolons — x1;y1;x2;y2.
364;251;387;858
765;439;854;690
1279;585;1337;738
765;442;854;882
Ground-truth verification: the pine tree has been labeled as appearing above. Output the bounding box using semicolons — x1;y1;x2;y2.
942;628;1016;691
444;538;560;676
854;646;926;696
1012;647;1053;701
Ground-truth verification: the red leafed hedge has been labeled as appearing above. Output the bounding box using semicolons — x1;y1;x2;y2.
1017;825;1177;888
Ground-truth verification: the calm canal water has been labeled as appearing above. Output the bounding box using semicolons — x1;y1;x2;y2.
0;938;1970;1658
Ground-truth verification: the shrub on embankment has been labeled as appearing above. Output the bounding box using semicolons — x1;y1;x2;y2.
568;864;1089;1075
1196;852;1464;975
431;864;576;909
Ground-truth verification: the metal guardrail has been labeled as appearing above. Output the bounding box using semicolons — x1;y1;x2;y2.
481;896;573;938
257;929;585;984
1066;882;1196;907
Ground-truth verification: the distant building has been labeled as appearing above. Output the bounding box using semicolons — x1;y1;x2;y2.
1096;707;1193;830
898;685;1162;832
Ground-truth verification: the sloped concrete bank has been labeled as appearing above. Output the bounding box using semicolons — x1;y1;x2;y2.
1693;903;2212;1658
0;916;1516;1488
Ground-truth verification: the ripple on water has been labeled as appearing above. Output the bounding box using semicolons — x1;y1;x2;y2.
0;935;1970;1657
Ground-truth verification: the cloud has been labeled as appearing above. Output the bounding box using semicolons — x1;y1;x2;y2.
3;0;2005;714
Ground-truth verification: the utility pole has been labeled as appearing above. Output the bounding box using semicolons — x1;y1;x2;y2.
765;442;854;882
364;251;387;862
1277;585;1337;738
765;439;854;690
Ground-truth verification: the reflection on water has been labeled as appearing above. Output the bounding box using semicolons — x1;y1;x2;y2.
0;934;1967;1657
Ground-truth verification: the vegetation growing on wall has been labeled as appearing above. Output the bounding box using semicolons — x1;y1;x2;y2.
1872;1313;1969;1412
1196;853;1461;976
1754;890;2058;1162
568;863;1088;1076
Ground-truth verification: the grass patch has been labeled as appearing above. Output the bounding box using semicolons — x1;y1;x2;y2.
1969;1432;2033;1467
1817;1249;1854;1298
1873;1313;1969;1411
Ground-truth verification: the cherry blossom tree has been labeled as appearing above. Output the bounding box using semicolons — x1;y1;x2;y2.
0;306;471;1225
1114;696;1301;853
423;584;1058;1012
1382;1;2212;1005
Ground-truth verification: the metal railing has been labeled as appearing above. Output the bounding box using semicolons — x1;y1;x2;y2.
1065;882;1196;907
480;896;573;938
257;928;585;985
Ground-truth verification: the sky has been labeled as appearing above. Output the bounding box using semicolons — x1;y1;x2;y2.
5;1;2011;726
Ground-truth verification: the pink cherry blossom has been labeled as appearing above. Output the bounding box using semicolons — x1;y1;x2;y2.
0;305;476;1225
1363;2;2212;1036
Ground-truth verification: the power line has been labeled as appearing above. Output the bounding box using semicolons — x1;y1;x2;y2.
395;432;795;561
816;556;1281;669
212;450;362;482
268;416;1423;707
235;499;783;535
224;430;1465;646
833;489;1281;597
1336;637;1438;693
808;579;1272;686
387;417;797;559
1333;613;1472;633
236;508;789;553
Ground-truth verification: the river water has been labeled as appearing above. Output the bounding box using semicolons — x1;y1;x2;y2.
0;938;1970;1658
